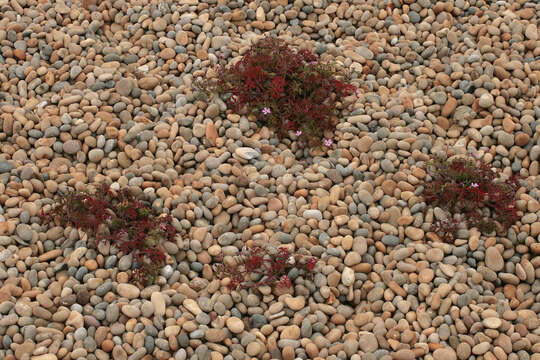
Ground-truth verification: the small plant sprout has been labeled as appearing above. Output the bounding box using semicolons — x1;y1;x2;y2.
277;275;293;288
422;156;520;240
306;257;317;270
214;246;316;292
39;183;178;286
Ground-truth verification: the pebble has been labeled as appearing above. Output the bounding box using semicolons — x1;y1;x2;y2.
88;149;104;162
117;284;140;299
525;24;538;40
151;292;166;317
303;209;322;220
63;140;81;154
116;79;133;96
183;299;202;315
32;356;57;360
483;317;502;329
479;93;494;108
139;77;159;90
226;317;244;334
359;333;378;352
0;161;13;173
472;342;490;355
206;328;226;342
426;248;444;262
341;267;355;286
284;296;305;310
434;348;457;360
235;147;260;160
16;224;33;242
485;247;504;271
382;235;400;246
393;349;415;360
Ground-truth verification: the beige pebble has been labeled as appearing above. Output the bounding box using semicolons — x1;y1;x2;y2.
280;325;300;340
206;328;227;342
483;317;502;329
284;296;305;310
433;347;457;360
151;292;166;317
485;247;504;271
226;317;244;334
66;311;84;328
116;283;140;299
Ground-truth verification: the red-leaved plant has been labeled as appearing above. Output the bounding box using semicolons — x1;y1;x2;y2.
422;156;520;241
195;36;357;147
39;183;176;285
214;246;317;291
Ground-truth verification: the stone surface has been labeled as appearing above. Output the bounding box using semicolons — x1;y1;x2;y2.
485;247;504;271
226;317;245;334
117;284;140;299
0;2;537;360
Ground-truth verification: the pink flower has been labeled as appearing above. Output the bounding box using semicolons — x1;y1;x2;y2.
324;139;333;147
261;107;271;115
295;130;302;136
310;61;317;65
471;183;479;188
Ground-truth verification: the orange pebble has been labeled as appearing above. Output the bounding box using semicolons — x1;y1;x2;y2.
85;259;98;271
101;339;114;352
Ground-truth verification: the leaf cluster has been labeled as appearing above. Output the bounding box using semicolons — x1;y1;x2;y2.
40;183;176;285
214;246;317;291
195;37;357;147
423;157;520;240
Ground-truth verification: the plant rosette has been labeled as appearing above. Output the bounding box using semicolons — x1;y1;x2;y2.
422;156;520;241
39;183;178;286
214;246;317;293
195;36;358;148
